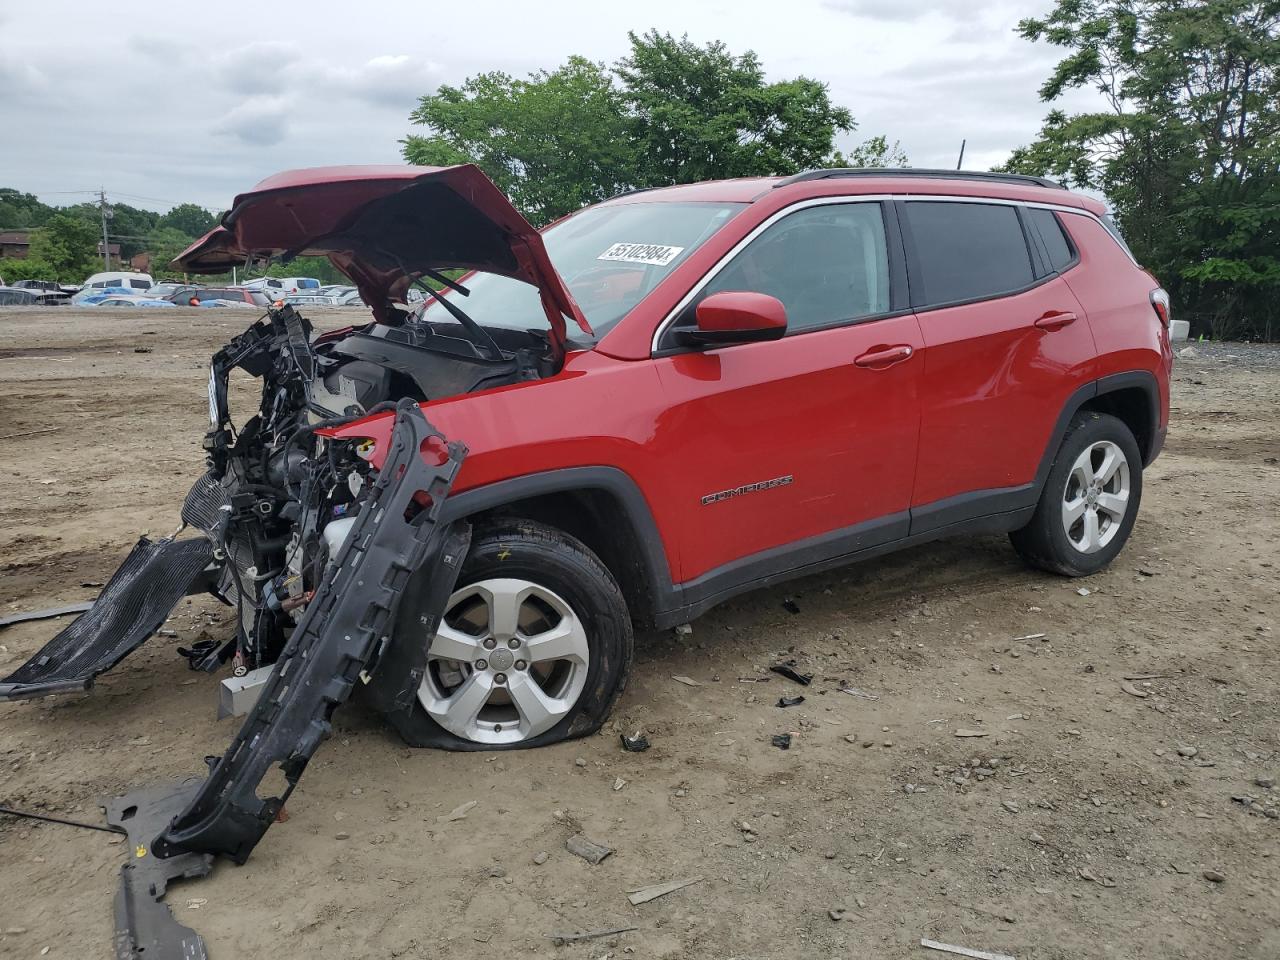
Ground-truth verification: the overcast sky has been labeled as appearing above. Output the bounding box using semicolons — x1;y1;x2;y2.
0;0;1098;216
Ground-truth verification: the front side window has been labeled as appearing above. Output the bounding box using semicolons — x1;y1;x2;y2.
684;202;891;335
905;201;1033;306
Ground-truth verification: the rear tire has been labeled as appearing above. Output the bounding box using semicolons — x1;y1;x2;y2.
391;519;632;750
1011;411;1143;577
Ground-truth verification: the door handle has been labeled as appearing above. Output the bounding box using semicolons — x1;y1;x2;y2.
854;344;915;369
1034;310;1077;331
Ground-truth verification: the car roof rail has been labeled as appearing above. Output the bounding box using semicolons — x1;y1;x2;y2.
775;168;1066;190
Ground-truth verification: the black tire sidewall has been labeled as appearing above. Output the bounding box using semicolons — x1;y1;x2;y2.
1034;412;1144;575
393;520;632;751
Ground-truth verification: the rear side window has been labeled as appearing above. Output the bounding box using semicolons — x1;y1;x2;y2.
904;202;1033;306
694;202;891;334
130;279;149;289
1025;208;1075;272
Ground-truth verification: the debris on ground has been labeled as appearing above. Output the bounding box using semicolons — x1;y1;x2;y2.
782;598;801;614
1119;680;1149;698
626;876;704;905
545;925;638;943
828;907;846;921
838;684;879;701
673;623;693;636
777;695;805;708
532;851;549;865
955;728;988;738
620;732;650;752
671;675;701;686
436;800;477;823
566;833;614;865
771;733;792;749
769;661;812;685
920;938;1016;960
1202;869;1226;883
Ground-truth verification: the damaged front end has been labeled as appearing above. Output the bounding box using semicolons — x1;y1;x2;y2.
0;164;589;959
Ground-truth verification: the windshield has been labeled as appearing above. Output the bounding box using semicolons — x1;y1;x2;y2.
423;200;745;338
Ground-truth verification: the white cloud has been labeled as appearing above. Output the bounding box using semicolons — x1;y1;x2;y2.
214;95;294;146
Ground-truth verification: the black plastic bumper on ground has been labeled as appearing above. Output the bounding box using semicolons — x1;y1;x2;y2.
108;401;466;960
0;537;213;702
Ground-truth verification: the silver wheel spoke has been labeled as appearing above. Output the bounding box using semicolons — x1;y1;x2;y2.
430;622;484;662
1096;491;1127;519
1095;447;1122;485
477;579;527;641
1063;496;1088;526
524;618;589;665
507;670;568;735
445;672;495;729
1072;460;1094;488
1081;508;1102;552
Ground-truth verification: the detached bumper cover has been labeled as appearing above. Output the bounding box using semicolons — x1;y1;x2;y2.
0;537;213;702
111;401;466;958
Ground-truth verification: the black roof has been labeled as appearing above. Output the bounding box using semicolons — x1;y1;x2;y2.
776;168;1065;190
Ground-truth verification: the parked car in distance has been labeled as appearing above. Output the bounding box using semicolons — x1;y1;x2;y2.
169;287;271;307
12;279;74;294
87;296;177;308
242;276;320;296
0;286;39;305
144;281;203;300
71;286;133;304
82;271;154;292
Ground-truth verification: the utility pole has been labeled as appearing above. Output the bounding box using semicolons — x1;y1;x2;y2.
98;189;113;271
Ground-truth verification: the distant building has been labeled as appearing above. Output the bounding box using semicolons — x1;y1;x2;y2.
0;230;31;259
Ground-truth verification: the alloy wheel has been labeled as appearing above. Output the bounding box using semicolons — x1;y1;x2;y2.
1061;439;1131;554
419;578;590;744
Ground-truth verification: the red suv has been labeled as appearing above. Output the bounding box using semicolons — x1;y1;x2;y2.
4;165;1173;761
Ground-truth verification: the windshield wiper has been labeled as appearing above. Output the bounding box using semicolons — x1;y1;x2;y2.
411;278;505;362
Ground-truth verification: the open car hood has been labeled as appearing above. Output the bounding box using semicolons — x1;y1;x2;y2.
173;164;590;344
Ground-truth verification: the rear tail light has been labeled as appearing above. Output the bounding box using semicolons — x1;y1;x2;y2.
1150;287;1171;328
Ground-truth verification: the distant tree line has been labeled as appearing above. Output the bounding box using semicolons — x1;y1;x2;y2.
0;192;219;283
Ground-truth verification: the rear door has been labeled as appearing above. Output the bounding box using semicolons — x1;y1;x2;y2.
901;199;1095;532
651;199;924;587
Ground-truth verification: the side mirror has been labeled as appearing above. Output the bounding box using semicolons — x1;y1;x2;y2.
675;291;787;348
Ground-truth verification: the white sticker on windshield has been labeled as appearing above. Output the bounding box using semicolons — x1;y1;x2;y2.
597;242;685;266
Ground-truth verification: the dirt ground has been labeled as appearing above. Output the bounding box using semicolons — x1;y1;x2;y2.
1;308;1277;960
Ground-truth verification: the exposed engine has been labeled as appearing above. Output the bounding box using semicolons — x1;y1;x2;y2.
189;302;553;676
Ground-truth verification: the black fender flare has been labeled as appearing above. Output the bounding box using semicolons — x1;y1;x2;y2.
1034;370;1162;491
440;466;678;622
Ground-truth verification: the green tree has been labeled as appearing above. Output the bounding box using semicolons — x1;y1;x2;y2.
1004;0;1280;340
0;255;58;283
404;31;889;224
158;203;217;237
0;189;55;229
406;57;634;223
25;214;101;281
616;30;854;185
830;135;910;169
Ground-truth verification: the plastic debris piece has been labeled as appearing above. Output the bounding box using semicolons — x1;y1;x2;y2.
771;733;792;749
627;876;704;905
777;695;805;708
920;938;1016;960
769;661;812;686
621;732;650;752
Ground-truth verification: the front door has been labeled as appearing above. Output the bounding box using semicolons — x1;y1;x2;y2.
650;200;924;590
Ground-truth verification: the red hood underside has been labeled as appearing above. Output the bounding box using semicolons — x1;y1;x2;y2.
173;164;590;343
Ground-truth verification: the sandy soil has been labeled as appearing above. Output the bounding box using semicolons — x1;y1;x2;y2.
1;308;1277;960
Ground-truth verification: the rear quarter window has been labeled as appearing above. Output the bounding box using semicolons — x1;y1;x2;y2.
1025;208;1076;273
904;201;1034;306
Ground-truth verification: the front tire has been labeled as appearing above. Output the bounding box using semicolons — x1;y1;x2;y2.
1011;411;1143;577
392;519;632;750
